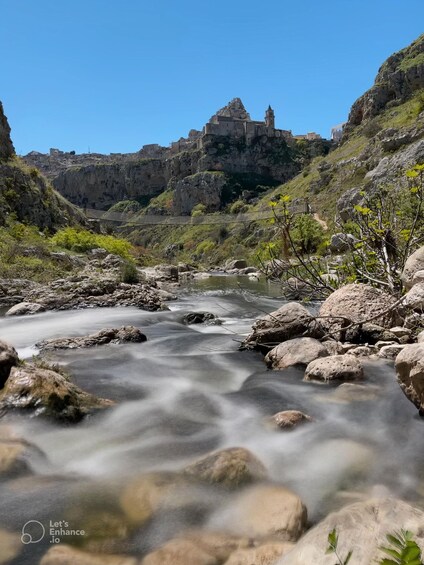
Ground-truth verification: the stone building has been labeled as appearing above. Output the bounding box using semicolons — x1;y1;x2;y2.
201;98;293;145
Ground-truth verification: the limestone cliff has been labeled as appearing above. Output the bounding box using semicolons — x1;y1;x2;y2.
0;102;15;160
344;33;424;135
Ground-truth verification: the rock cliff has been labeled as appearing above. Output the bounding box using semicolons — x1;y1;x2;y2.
0;101;85;229
0;102;14;160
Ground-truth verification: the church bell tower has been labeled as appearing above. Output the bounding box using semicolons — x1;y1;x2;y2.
265;105;275;129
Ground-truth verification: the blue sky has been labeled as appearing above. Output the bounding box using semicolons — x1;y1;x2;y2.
2;0;423;155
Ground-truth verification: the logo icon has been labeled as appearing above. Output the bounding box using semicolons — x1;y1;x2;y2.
21;520;45;544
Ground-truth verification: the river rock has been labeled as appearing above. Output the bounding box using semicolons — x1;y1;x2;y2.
5;302;45;316
0;340;19;388
330;383;380;403
389;326;413;339
183;312;217;325
265;338;328;370
226;259;248;270
403;282;424;310
0;529;21;565
304;355;364;383
183;447;267;489
378;344;407;359
348;345;377;357
212;484;307;542
0;440;37;478
418;330;424;343
120;472;193;525
344;323;399;345
402;246;424;290
0;365;113;423
40;545;137;565
243;303;323;349
319;283;401;332
395;343;424;413
271;410;312;430
142;538;218;565
278;498;424;565
225;542;295;565
37;326;147;351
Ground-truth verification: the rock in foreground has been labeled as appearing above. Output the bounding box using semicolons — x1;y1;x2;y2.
278;498;424;565
0;365;113;423
37;326;147;351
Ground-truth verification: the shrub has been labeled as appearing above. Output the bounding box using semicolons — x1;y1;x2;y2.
51;228;133;259
120;261;139;284
229;200;248;214
191;204;207;217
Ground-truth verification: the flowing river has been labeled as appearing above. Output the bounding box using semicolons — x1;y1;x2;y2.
0;276;422;563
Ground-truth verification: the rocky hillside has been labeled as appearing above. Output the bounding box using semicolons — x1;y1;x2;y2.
257;33;424;220
23;100;331;213
0;102;86;230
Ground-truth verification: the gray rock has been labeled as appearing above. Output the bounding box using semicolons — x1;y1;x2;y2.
226;259;248;270
403;282;424;310
304;355;364;383
243;302;324;349
402;246;424;290
182;312;217;325
378;344;407;359
173;172;227;215
5;302;45;317
265;338;328;370
329;233;355;253
0;340;19;388
319;283;401;332
37;326;146;351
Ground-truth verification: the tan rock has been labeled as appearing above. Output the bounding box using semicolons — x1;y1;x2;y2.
271;410;312;430
265;338;328;370
141;538;217;565
0;365;113;423
0;529;21;564
395;343;424;412
212;485;307;542
225;542;294;565
278;498;424;565
319;283;400;330
402;246;424;290
40;544;137;565
183;447;267;488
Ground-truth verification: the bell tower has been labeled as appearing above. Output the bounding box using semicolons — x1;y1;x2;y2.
265;105;275;129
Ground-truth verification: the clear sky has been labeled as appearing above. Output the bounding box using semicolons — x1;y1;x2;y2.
1;0;423;155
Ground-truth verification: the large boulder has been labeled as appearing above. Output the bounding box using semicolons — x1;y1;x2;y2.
183;447;267;489
329;233;355;253
37;326;146;351
304;355;364;383
0;365;113;423
0;101;15;160
243;303;324;349
0;340;19;388
211;484;307;542
319;283;401;330
395;343;424;413
278;498;424;565
402;246;424;290
265;338;328;370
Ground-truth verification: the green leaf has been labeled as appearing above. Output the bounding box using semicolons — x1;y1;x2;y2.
406;170;419;178
344;550;353;564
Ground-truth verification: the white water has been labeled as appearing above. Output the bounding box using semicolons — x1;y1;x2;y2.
0;277;422;561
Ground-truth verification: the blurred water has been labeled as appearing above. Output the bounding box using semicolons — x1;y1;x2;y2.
0;276;422;562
